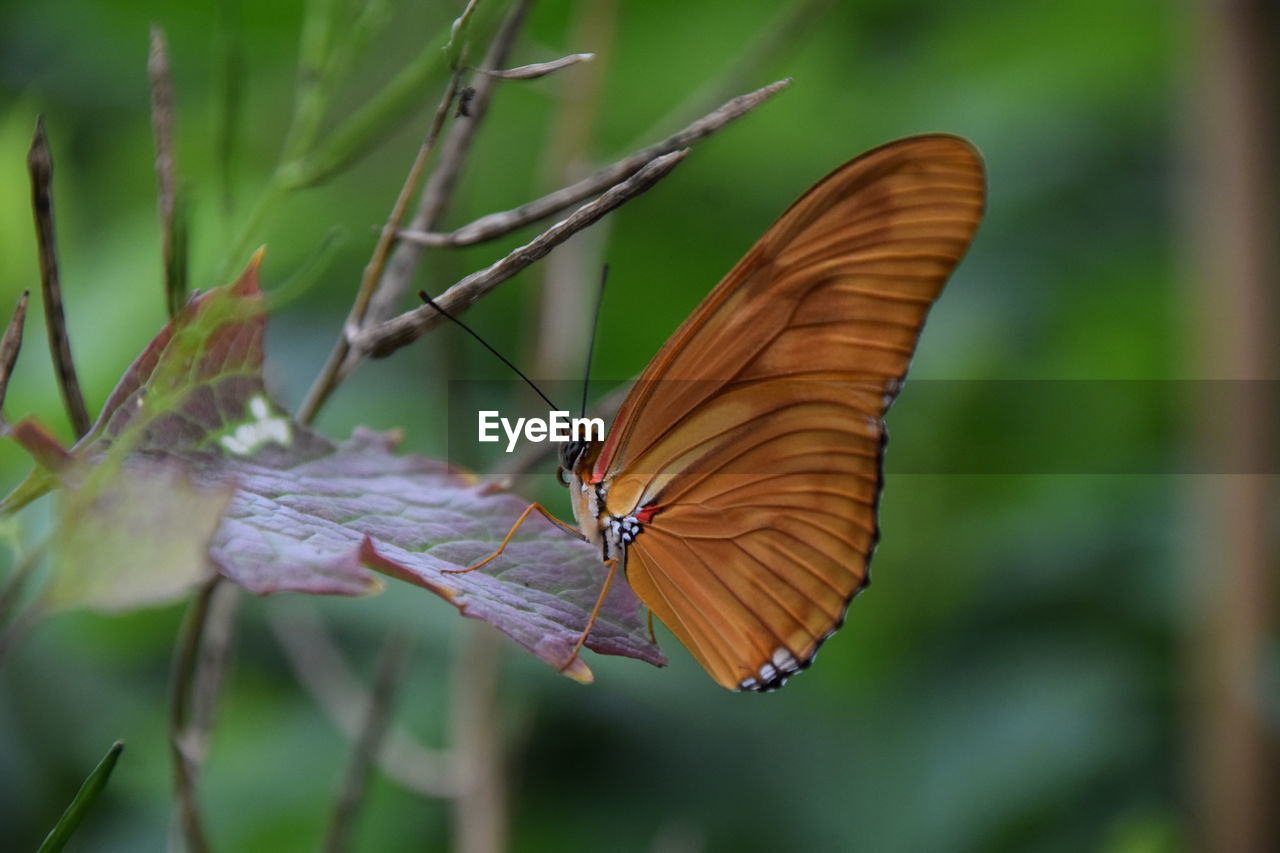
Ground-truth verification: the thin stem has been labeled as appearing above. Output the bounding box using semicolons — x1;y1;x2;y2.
533;0;616;381
322;632;411;853
264;226;348;313
445;0;483;67
1187;0;1278;849
189;583;241;768
356;149;689;359
401;79;790;248
477;52;595;80
149;26;188;318
216;175;286;286
215;0;458;282
26;117;91;438
267;601;455;797
0;291;31;420
618;0;825;149
281;0;341;165
297;68;463;425
364;0;533;327
450;626;505;853
169;577;220;853
300;0;534;422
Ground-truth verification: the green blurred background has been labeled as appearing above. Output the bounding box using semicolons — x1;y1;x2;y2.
1;0;1274;850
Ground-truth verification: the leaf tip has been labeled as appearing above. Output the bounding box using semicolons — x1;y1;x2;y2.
559;656;594;685
231;247;267;296
358;537;441;598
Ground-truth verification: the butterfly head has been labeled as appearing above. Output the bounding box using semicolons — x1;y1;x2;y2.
556;439;590;487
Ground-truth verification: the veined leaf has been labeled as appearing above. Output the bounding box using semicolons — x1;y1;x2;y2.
5;253;664;680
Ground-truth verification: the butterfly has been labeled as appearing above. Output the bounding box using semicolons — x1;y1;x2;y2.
457;135;985;691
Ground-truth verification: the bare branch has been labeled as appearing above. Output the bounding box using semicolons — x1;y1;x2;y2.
477;52;595;80
401;78;790;248
364;0;533;327
26;117;91;438
322;632;411;853
267;602;456;798
149;25;188;318
356;148;688;359
299;0;536;423
0;291;30;418
297;67;464;424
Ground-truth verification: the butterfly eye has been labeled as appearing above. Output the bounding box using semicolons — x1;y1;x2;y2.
556;466;571;487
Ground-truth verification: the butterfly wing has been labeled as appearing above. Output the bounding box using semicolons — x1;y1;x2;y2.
595;135;986;690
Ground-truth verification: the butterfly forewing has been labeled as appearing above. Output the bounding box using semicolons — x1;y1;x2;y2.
585;135;985;691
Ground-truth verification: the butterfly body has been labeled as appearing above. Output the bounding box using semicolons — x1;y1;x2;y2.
559;441;642;558
529;135;984;691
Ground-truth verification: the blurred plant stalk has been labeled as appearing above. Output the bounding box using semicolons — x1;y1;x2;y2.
1186;1;1278;851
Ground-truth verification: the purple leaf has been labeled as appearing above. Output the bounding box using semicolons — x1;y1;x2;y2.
214;428;665;680
10;253;665;680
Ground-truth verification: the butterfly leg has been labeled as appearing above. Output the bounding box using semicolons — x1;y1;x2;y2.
560;557;618;671
442;502;583;574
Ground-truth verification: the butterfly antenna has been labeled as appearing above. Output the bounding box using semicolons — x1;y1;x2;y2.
418;291;561;412
580;265;608;419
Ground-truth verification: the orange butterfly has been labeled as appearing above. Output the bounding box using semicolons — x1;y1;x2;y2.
461;135;985;691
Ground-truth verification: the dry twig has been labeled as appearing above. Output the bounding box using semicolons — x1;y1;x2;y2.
26;117;91;438
356;149;688;359
363;0;533;329
477;52;595;80
297;67;464;424
399;78;790;248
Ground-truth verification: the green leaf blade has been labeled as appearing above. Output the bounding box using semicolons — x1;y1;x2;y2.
36;740;125;853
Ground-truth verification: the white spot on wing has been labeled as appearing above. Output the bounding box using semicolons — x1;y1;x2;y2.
772;647;799;671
